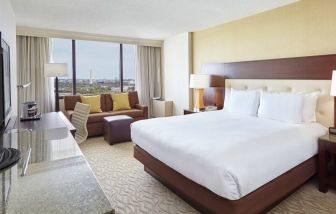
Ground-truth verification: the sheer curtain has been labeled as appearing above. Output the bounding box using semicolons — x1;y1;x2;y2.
17;36;55;113
135;46;161;117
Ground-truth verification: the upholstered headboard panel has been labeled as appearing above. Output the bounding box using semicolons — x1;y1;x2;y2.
202;54;336;126
226;79;333;127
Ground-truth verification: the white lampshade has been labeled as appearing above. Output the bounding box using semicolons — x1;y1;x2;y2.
44;63;68;77
189;74;210;89
331;70;336;96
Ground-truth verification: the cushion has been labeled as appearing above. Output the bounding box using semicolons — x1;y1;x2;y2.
110;109;143;118
104;115;133;123
104;94;113;111
302;92;320;123
64;96;81;110
99;94;107;112
112;93;131;111
258;91;304;123
128;91;139;108
227;88;260;116
87;109;144;123
80;95;103;113
88;112;114;123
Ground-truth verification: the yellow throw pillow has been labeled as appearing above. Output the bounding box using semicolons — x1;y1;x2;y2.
80;95;102;113
111;93;131;111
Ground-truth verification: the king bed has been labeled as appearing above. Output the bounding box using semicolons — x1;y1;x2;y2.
132;55;336;214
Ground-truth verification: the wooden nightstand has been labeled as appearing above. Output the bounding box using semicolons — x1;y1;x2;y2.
183;108;205;115
318;134;336;192
183;108;219;115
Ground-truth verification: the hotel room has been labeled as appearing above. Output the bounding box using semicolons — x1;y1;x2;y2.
0;0;336;213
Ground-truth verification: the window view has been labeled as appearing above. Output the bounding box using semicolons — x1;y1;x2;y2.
76;40;120;94
51;38;73;96
123;44;136;92
51;38;136;96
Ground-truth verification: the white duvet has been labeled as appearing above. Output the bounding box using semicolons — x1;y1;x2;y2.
131;110;327;200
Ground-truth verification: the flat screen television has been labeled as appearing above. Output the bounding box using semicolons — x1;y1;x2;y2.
0;32;12;133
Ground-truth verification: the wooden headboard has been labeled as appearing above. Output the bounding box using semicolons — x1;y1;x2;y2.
201;54;336;126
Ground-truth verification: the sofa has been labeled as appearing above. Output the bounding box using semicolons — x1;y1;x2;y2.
64;91;148;137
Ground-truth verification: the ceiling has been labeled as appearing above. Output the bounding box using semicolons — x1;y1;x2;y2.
11;0;298;40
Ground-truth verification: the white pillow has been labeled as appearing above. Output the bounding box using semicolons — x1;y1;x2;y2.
258;91;304;123
301;92;320;123
227;89;260;116
223;88;231;108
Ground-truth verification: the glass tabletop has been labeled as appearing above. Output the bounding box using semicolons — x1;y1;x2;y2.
0;128;114;214
1;128;82;167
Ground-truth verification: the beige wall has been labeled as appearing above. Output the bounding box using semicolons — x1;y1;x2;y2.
163;32;192;115
0;0;17;115
193;0;336;74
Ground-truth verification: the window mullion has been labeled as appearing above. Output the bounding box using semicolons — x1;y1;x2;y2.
72;40;77;95
120;44;124;92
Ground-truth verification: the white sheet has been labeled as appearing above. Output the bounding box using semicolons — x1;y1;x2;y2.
131;111;327;200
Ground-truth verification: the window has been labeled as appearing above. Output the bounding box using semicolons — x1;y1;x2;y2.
123;44;136;92
51;39;136;96
51;38;73;96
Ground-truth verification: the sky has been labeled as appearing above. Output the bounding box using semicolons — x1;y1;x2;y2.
52;38;136;80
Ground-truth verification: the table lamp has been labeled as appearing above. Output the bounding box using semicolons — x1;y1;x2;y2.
190;74;210;111
44;63;68;112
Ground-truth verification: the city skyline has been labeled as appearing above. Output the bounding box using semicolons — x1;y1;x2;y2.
52;38;136;80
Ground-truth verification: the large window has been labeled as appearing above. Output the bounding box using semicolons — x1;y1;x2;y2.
123;44;136;92
51;38;73;96
52;38;136;96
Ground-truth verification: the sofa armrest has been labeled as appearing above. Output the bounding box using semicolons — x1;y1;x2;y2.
135;104;148;119
65;110;74;121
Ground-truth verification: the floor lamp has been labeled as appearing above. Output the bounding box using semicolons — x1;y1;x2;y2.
44;63;68;112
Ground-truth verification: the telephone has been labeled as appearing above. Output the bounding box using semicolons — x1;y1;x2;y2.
205;106;218;111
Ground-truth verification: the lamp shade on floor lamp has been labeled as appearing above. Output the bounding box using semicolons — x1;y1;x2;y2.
44;63;68;111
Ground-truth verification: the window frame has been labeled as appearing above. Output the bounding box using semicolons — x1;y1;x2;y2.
58;39;133;96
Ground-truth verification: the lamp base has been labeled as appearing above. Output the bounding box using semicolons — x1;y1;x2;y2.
194;88;205;110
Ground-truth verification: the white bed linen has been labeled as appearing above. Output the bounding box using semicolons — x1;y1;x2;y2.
131;111;327;200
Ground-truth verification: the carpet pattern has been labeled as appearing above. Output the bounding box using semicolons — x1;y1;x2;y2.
80;138;336;214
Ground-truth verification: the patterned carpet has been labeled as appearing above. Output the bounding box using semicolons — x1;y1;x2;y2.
80;138;336;214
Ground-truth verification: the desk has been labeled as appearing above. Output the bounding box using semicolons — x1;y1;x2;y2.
1;113;114;214
19;112;76;135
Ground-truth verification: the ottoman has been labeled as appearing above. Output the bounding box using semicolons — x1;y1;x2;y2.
103;115;134;145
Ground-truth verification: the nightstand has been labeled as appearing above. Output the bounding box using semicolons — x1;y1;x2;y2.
183;108;205;115
318;134;336;192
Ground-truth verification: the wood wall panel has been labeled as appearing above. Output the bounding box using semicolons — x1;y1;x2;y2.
201;54;336;112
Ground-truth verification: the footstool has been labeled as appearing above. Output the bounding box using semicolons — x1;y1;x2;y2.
103;115;134;145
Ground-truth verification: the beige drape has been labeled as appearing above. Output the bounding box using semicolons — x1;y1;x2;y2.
135;46;161;117
17;36;54;113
